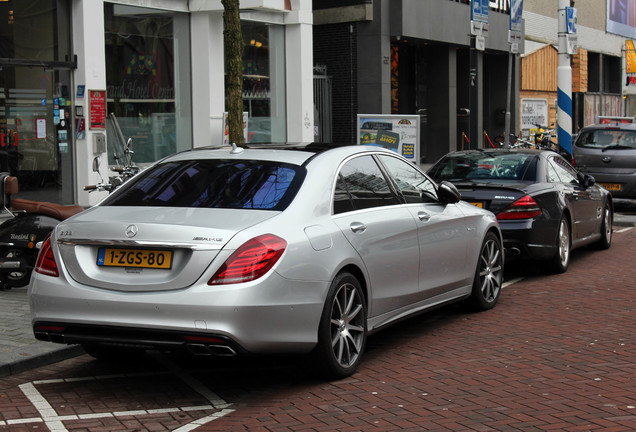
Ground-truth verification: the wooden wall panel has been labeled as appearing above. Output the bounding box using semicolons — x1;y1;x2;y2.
572;49;588;93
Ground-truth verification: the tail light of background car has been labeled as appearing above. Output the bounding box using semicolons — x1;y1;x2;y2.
496;195;542;220
208;234;287;285
34;235;59;277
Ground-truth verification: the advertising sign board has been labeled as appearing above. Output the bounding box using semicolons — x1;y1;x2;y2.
521;98;548;138
357;114;420;163
471;0;489;24
509;0;523;32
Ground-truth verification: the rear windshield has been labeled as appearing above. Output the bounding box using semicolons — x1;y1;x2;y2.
428;152;538;183
102;159;306;210
576;129;636;149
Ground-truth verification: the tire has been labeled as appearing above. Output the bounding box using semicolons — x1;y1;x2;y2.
467;232;503;311
308;272;367;379
593;202;612;250
549;216;571;273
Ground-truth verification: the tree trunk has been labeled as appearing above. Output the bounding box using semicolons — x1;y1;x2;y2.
222;0;244;146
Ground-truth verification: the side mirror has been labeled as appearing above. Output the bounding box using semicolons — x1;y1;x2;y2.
577;171;595;188
437;181;461;205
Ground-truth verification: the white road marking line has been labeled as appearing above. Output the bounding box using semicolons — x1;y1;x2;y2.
503;277;524;288
616;227;633;233
19;382;69;432
10;354;234;430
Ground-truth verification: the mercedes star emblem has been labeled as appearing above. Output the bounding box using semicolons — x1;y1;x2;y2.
125;224;138;238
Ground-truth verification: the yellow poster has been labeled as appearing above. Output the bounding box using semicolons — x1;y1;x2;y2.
626;40;636;74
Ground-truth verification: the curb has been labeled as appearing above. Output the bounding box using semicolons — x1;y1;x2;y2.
0;345;85;379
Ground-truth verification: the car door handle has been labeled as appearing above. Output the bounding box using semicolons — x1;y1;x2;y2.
418;211;431;222
350;222;367;233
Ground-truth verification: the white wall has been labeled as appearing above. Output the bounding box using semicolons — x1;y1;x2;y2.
72;0;108;206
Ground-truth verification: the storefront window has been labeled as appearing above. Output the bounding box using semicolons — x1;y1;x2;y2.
242;22;286;144
0;0;74;203
104;3;191;164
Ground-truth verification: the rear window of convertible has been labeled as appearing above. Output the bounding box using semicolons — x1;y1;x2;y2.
102;159;306;210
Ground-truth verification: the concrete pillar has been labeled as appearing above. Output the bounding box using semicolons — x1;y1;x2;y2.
191;11;225;147
286;4;314;143
72;0;107;207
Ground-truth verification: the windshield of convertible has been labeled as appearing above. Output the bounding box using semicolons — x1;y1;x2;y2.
428;152;538;183
576;129;636;149
102;159;306;210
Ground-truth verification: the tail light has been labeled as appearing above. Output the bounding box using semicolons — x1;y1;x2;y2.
496;195;542;220
34;235;59;277
208;234;287;285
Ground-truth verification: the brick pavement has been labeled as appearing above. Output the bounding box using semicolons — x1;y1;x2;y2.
0;286;83;378
194;228;636;431
0;229;634;431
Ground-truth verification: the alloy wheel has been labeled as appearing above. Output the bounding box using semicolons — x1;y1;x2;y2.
330;282;365;368
478;237;503;303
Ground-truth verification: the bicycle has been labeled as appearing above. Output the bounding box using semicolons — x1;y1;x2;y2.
493;132;534;149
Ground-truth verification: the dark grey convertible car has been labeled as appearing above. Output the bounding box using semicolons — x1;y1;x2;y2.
428;148;612;273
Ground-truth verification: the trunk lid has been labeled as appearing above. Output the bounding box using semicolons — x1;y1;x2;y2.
55;206;278;292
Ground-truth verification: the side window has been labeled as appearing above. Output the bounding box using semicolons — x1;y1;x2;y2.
378;154;438;203
334;155;399;213
334;173;355;214
546;162;561;183
549;156;578;184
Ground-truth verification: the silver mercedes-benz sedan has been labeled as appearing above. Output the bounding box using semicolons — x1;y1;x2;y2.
29;144;503;379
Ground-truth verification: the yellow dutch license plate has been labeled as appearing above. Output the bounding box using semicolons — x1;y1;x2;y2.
97;248;172;269
600;183;622;192
469;202;484;208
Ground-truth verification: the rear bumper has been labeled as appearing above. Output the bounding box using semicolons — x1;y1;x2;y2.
499;218;557;261
29;271;328;356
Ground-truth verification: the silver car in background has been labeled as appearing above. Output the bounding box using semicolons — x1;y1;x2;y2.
29;144;503;379
573;123;636;206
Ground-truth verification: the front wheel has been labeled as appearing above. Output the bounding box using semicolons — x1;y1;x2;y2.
308;272;367;379
549;216;570;273
467;232;503;311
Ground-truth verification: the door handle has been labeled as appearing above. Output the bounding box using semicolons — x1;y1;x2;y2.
418;211;431;222
350;222;367;233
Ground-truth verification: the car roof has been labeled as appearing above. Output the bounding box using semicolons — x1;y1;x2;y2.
157;143;398;166
443;148;549;157
578;123;636;132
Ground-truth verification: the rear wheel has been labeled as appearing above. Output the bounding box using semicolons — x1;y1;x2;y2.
593;202;612;250
549;216;570;273
309;272;367;379
467;232;503;311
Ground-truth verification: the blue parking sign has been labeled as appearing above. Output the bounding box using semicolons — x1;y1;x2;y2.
566;7;577;34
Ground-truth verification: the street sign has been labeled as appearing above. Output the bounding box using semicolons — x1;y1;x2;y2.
566;7;577;34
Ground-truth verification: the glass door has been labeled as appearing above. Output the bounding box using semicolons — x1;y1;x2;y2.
0;67;73;203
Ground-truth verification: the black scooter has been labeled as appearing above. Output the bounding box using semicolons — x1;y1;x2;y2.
0;175;84;290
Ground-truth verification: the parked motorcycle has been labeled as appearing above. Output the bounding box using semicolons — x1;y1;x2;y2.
0;113;138;290
0;175;85;290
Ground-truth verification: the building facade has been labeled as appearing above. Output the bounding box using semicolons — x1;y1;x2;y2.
0;0;313;207
522;0;631;139
314;0;523;166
